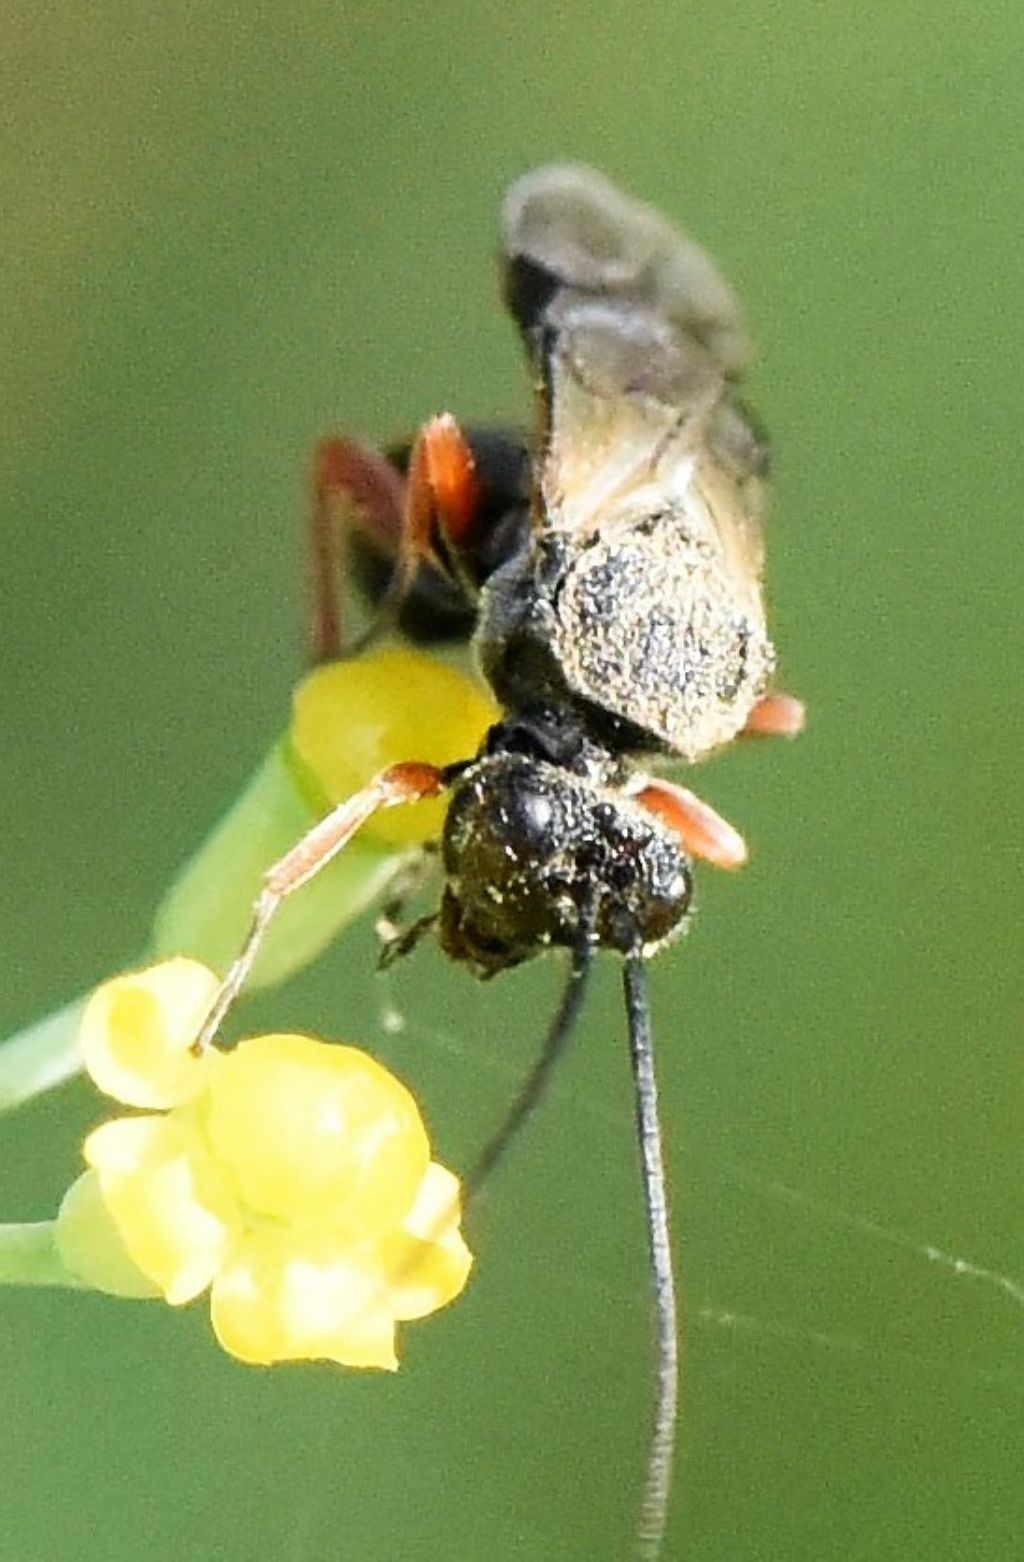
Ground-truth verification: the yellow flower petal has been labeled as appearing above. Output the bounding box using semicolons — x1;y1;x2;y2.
383;1162;473;1322
288;649;497;845
210;1227;398;1369
80;959;220;1108
54;1171;162;1299
206;1034;430;1231
84;1114;242;1304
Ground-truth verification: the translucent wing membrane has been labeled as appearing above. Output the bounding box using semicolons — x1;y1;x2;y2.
501;165;747;533
501;163;750;375
492;163;776;760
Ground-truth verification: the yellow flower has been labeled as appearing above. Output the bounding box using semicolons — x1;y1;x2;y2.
56;959;472;1369
288;647;498;846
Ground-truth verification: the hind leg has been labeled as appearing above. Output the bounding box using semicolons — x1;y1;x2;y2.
310;417;482;663
742;691;805;738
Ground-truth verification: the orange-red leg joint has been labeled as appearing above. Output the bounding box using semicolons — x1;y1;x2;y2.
635;779;748;870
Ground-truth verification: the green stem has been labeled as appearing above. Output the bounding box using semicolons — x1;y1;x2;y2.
0;1222;86;1288
0;994;87;1113
0;743;405;1117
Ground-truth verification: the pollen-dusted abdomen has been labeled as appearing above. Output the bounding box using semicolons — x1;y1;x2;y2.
547;507;775;761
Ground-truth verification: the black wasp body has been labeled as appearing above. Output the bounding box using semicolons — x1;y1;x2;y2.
346;165;783;980
439;740;691;975
201;165;801;1562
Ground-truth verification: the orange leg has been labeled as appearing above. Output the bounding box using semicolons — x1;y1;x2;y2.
311;415;481;664
635;778;748;870
311;437;406;662
390;413;481;602
191;761;446;1052
404;414;481;558
742;691;805;739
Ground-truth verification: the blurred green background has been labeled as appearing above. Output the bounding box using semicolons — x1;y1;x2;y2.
1;3;1021;1558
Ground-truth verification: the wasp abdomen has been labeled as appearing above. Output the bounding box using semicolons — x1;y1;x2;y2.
548;510;774;760
477;507;774;761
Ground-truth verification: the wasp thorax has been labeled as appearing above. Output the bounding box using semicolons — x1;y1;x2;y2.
438;752;692;978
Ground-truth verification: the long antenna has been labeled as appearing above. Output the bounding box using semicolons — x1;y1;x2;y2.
466;918;596;1199
623;951;679;1562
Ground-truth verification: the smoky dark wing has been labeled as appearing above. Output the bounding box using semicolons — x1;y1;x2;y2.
499;165;756;538
501;163;749;379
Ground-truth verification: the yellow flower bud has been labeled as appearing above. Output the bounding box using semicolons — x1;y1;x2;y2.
83;1114;243;1305
62;959;472;1365
80;959;219;1109
206;1034;430;1231
382;1162;472;1322
210;1225;401;1369
288;648;497;845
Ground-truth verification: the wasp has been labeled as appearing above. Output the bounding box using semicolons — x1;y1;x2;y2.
196;165;803;1559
